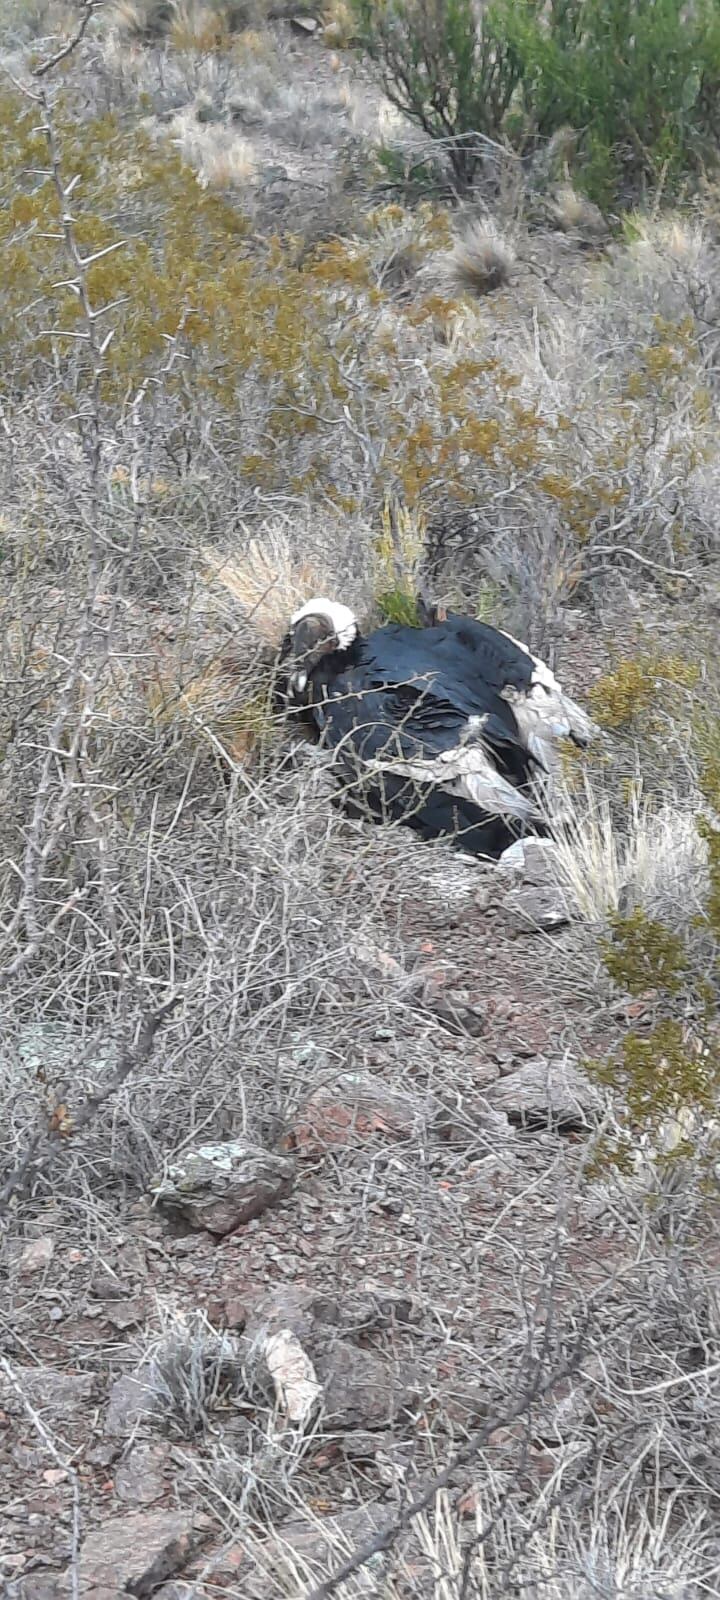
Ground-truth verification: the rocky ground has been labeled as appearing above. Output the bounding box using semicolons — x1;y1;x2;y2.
4;828;718;1597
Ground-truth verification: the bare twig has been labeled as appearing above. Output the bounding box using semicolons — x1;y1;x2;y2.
31;0;101;80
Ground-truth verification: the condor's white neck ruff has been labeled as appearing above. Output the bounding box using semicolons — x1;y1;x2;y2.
290;598;359;652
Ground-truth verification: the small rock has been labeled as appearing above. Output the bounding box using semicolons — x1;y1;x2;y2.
79;1510;197;1597
243;1287;416;1430
114;1442;169;1506
6;1578;68;1600
85;1440;118;1468
89;1273;132;1301
290;13;318;32
150;1140;294;1236
502;883;572;933
288;1072;427;1155
105;1374;162;1439
414;973;486;1036
499;837;565;887
319;1339;416;1430
106;1297;145;1332
487;1056;600;1130
18;1236;55;1276
264;1330;321;1424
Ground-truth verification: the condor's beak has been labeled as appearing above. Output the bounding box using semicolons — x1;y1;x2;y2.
286;615;336;700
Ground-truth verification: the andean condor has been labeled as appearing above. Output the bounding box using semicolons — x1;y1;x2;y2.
280;598;597;858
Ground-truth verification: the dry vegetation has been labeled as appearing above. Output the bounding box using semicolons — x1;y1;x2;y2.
0;3;719;1597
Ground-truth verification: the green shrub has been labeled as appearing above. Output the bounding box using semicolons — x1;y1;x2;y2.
352;0;526;190
507;0;720;207
354;0;720;204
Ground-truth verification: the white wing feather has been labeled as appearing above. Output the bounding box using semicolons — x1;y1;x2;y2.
363;744;541;823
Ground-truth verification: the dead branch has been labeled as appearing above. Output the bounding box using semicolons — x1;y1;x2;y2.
31;0;101;80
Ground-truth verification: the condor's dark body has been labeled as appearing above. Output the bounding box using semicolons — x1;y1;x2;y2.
283;613;550;858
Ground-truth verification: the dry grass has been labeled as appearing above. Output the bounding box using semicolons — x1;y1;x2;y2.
111;0;267;43
197;522;374;646
438;218;516;297
166;112;257;187
552;780;709;928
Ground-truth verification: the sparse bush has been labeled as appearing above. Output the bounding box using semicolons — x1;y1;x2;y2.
584;809;720;1172
354;0;720;205
588;653;701;732
374;141;453;203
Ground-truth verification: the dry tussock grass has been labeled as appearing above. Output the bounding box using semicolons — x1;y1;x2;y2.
439;218;516;298
197;521;373;646
166;110;257;187
552;780;709;928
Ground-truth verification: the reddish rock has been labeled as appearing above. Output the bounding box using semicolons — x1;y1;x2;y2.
287;1071;428;1154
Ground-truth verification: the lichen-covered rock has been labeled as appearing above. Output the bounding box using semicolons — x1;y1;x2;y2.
486;1056;601;1130
150;1140;294;1236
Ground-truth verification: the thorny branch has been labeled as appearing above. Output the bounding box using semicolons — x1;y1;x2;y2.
31;0;101;81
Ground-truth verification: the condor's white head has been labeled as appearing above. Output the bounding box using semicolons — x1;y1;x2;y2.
286;598;359;697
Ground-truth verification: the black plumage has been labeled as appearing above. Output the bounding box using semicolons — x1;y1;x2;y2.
280;601;596;859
